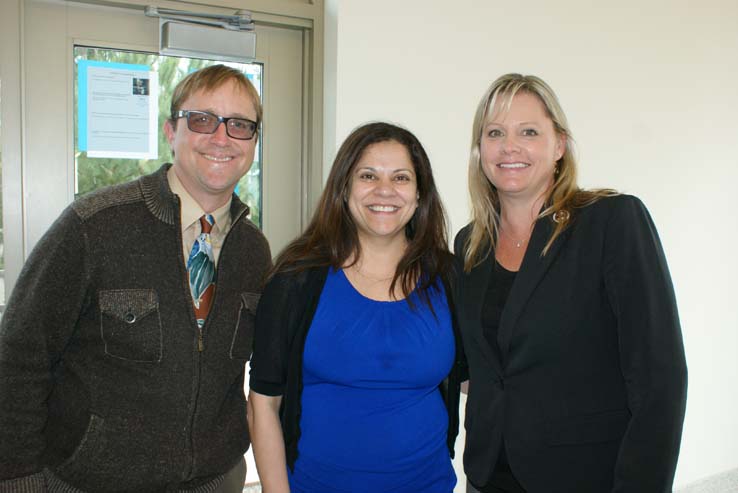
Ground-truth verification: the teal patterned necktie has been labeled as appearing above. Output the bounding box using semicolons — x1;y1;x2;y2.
187;214;215;328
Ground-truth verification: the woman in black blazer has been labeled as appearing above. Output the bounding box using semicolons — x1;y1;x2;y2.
454;74;687;493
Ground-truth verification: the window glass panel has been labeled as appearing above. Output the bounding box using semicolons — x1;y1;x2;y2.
74;47;263;226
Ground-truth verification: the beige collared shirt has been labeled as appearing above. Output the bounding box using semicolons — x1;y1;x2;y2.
168;167;233;267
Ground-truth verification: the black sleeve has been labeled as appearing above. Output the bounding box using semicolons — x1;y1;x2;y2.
249;272;294;397
451;225;471;383
604;196;687;493
446;262;469;383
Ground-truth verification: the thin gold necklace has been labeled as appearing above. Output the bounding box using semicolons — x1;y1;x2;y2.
500;229;530;248
349;264;394;282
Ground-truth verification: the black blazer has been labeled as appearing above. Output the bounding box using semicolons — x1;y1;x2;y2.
453;195;687;493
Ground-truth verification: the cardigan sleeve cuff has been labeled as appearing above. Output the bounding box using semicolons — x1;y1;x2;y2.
249;378;284;397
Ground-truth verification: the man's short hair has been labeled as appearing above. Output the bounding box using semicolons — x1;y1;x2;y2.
169;64;262;128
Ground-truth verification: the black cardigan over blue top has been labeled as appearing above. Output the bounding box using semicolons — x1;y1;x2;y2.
249;265;467;470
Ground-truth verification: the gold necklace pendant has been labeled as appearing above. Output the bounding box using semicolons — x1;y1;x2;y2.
502;231;527;248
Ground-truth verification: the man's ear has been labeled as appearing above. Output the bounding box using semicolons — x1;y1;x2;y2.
164;119;176;147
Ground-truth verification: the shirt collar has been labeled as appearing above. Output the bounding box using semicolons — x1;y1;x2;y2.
167;167;232;232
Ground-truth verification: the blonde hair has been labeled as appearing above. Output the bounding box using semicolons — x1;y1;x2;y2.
463;74;615;271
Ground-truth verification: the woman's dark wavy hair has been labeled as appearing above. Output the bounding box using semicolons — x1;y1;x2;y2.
271;121;451;309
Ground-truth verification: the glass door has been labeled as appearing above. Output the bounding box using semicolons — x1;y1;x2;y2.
74;47;265;226
22;0;305;268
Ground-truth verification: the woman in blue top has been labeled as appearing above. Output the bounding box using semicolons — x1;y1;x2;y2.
248;122;465;493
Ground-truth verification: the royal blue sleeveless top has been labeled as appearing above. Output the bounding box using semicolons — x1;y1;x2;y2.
287;268;456;493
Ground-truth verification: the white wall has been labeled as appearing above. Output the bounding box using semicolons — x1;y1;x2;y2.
325;0;738;488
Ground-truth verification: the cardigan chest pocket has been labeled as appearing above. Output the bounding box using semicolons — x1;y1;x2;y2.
230;292;260;360
99;289;162;363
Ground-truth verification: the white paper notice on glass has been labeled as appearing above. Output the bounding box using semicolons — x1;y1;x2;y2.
78;60;158;159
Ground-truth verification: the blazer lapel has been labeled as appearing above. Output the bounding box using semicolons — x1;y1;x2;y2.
465;253;504;377
497;216;571;361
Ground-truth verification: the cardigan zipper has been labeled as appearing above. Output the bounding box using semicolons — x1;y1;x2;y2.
182;198;250;478
195;203;249;352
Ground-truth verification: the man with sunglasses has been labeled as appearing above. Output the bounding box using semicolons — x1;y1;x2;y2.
0;65;271;492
